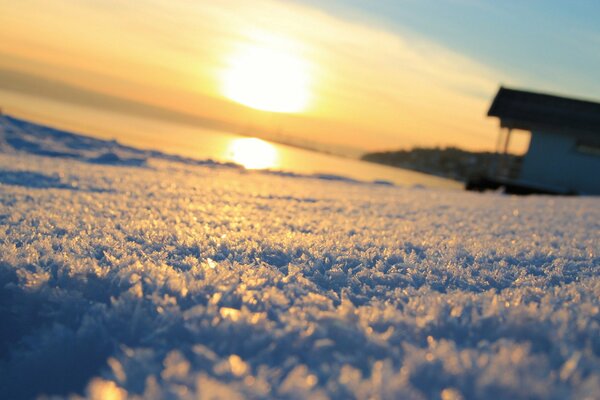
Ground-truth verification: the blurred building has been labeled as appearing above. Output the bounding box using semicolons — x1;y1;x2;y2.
468;86;600;195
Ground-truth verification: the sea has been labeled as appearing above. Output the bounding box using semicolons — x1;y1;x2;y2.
1;89;461;189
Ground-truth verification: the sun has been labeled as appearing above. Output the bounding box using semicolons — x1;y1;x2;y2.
220;44;312;113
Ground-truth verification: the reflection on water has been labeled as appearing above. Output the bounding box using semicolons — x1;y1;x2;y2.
2;91;462;189
227;138;279;169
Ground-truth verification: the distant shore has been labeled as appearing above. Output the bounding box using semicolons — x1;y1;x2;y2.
362;146;523;182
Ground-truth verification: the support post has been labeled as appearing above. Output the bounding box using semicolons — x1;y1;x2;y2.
495;127;505;153
502;128;512;177
503;127;512;154
492;127;506;177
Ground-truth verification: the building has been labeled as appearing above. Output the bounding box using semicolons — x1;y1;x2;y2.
467;86;600;195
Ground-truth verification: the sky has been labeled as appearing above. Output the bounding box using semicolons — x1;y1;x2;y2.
1;0;599;153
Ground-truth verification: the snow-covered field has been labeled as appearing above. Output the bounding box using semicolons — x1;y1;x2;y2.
1;115;599;399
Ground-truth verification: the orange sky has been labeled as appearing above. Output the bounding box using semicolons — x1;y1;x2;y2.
0;0;530;153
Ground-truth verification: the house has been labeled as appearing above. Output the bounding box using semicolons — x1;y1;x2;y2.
467;86;600;195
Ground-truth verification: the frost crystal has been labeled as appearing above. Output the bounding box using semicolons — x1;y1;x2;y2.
0;115;599;399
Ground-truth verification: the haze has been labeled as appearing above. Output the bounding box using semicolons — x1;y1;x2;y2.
1;0;599;154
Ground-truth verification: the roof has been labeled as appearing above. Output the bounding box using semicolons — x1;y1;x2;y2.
488;87;600;134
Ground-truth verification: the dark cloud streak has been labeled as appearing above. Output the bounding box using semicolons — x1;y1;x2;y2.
0;68;238;133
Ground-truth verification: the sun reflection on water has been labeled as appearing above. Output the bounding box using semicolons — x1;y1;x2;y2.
227;138;279;170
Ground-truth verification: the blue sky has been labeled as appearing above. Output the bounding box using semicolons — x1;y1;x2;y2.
294;0;600;100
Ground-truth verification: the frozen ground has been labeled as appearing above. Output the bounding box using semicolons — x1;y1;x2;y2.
0;115;599;399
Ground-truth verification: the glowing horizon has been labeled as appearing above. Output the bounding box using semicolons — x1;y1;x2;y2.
1;0;597;154
0;0;503;152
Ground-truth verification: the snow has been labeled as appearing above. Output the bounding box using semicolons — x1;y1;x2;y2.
0;115;599;399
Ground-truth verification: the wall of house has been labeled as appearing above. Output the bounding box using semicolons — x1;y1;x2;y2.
519;130;600;194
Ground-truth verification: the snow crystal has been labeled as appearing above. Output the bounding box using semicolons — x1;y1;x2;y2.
0;115;599;399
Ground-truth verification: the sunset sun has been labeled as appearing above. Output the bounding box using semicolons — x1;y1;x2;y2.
220;44;312;113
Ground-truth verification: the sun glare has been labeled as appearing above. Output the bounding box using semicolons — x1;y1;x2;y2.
221;44;312;113
227;138;278;169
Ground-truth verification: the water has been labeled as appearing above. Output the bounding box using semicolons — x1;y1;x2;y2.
1;89;461;189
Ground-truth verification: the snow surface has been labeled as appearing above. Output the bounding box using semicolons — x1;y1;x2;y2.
0;115;599;399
